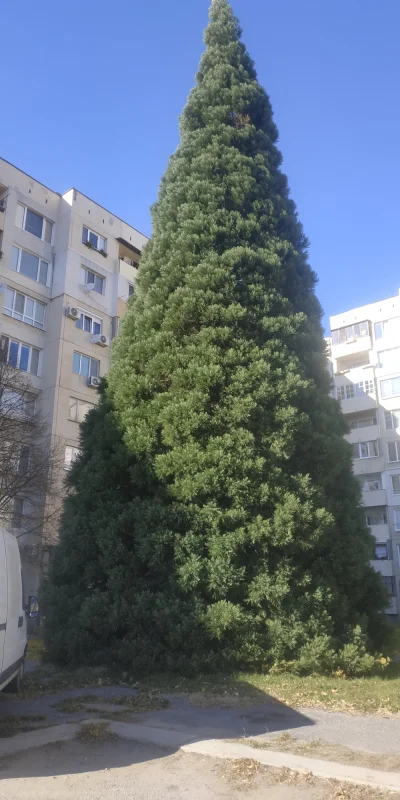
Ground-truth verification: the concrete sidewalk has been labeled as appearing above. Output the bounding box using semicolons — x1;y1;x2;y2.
1;718;400;793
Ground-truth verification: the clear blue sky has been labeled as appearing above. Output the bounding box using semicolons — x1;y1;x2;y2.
2;0;400;330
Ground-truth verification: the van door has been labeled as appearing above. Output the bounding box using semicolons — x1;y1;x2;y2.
2;533;26;679
0;532;7;677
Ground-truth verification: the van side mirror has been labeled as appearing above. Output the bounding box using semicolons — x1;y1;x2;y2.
27;596;39;618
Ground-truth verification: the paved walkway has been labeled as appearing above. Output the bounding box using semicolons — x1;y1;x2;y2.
1;682;400;756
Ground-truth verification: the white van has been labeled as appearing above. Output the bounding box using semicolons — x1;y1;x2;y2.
0;528;38;693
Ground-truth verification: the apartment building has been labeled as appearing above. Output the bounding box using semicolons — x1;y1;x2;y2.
328;293;400;617
0;158;148;596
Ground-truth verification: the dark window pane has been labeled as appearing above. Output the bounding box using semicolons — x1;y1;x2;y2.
19;345;29;372
72;352;81;374
25;209;43;239
18;446;30;475
20;250;39;281
93;321;101;335
94;275;103;294
89;359;99;378
82;227;88;243
84;316;91;332
88;231;98;248
9;341;19;367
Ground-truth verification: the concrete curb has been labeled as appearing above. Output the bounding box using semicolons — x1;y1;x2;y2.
1;718;400;793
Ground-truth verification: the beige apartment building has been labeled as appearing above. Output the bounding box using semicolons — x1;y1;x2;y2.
328;293;400;617
0;158;148;596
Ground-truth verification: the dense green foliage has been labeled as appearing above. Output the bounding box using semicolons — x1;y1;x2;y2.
43;0;387;673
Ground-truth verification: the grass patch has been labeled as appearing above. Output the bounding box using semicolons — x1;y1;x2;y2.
0;715;47;738
241;733;400;772
78;722;115;744
112;692;170;713
51;695;102;714
26;637;45;662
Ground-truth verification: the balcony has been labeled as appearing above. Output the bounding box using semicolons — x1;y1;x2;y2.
371;559;393;577
361;488;387;507
346;425;379;444
368;523;389;540
353;456;385;476
340;393;377;414
331;335;372;360
119;258;138;282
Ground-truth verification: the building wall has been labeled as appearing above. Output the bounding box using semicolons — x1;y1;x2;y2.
329;292;400;616
0;158;148;597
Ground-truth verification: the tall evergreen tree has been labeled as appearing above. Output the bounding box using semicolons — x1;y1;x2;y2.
44;0;387;672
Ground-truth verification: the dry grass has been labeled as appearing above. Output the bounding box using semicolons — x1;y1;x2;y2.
241;733;400;772
0;715;48;738
220;759;400;799
78;722;115;744
51;691;170;716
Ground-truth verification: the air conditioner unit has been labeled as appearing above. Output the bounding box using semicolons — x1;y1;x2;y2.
66;306;79;320
91;333;109;347
88;376;101;388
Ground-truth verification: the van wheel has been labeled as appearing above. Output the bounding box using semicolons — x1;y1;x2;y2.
7;662;24;693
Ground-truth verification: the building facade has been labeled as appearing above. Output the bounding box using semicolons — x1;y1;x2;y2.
0;158;148;596
329;293;400;616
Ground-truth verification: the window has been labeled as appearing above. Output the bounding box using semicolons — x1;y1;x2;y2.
374;319;400;341
3;287;46;329
350;416;377;429
374;543;388;560
381;377;400;399
359;474;382;492
0;389;35;418
385;410;400;430
352;440;380;459
72;351;100;378
10;245;50;287
336;384;354;400
18;445;30;475
382;576;397;597
331;321;369;345
388;442;400;463
76;310;102;335
392;476;400;494
377;347;400;369
64;446;81;470
12;498;24;529
69;397;95;423
394;509;400;531
355;379;375;396
81;267;105;295
128;283;135;298
82;226;107;253
0;336;41;376
365;508;387;526
15;203;53;243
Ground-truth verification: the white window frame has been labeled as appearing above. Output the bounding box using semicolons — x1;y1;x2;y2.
82;226;107;253
394;509;400;532
350;416;377;430
15;203;53;244
337;384;354;401
374;542;388;560
331;321;369;345
0;389;36;418
377;347;400;369
3;287;46;329
0;335;41;376
76;309;102;335
72;351;100;379
384;410;400;430
365;509;387;526
380;376;400;399
10;245;51;287
69;397;95;423
388;441;400;463
352;440;380;460
81;266;105;295
64;445;81;470
359;475;382;492
391;475;400;494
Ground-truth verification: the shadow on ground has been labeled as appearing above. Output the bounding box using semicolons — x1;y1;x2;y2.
0;664;314;781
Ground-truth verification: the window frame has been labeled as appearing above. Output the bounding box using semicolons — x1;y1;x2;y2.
16;203;53;244
81;266;105;295
352;440;380;460
0;335;41;376
68;397;95;423
72;351;100;379
394;509;400;532
331;321;369;345
3;287;46;329
76;309;102;335
10;245;51;287
365;509;387;526
350;416;377;430
388;441;400;463
11;497;24;529
382;575;397;597
374;542;388;560
359;475;382;492
380;376;400;399
82;226;107;254
64;445;81;470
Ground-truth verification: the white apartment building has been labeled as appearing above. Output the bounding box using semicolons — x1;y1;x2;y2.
329;293;400;617
0;158;148;596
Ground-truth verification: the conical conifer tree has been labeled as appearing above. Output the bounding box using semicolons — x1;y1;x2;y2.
44;0;387;673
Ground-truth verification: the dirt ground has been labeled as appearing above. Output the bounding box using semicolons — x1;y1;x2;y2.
0;739;397;800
